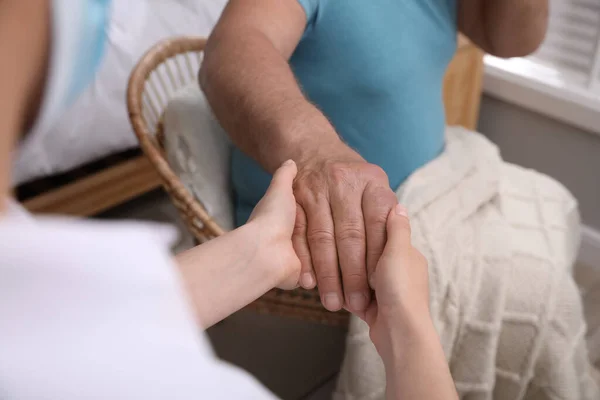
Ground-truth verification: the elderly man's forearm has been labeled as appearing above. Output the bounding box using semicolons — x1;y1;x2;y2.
460;0;549;57
200;30;341;173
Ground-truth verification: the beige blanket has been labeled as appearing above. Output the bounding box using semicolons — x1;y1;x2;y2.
335;127;599;400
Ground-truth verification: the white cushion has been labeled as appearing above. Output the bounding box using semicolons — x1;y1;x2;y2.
163;84;234;231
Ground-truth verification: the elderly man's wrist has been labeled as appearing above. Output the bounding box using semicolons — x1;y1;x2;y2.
290;134;345;166
268;110;349;168
295;138;366;173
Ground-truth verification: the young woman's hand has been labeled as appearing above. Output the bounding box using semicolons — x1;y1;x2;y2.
176;160;302;328
359;206;458;400
247;160;302;289
361;204;432;355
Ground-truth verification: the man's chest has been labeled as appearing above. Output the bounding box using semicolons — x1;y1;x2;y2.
295;0;458;83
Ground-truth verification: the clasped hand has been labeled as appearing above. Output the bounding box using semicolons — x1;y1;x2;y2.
249;159;430;339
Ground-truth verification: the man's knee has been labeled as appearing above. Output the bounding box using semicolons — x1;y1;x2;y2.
499;164;581;268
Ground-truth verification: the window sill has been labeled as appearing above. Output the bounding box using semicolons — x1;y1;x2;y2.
483;56;600;137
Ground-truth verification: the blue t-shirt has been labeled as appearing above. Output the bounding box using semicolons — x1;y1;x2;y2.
232;0;457;224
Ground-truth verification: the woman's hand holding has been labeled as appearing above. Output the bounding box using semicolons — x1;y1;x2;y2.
176;160;302;329
359;205;458;400
360;204;433;355
247;160;302;290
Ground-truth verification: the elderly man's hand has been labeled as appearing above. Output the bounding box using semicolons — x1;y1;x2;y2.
293;143;397;312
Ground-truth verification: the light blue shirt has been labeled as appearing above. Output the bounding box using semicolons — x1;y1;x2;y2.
232;0;457;224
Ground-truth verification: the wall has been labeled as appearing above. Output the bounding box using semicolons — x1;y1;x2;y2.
478;95;600;232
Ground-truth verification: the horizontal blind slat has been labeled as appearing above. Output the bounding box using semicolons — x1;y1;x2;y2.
530;0;600;90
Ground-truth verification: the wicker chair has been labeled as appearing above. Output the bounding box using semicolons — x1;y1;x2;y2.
127;36;349;327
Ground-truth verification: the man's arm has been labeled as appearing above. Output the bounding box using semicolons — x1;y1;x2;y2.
201;0;398;315
458;0;549;57
199;0;341;172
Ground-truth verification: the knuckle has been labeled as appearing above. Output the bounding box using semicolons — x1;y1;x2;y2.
366;209;389;227
307;229;336;246
329;164;357;189
363;207;391;231
315;271;340;287
294;174;327;201
292;224;306;237
295;205;306;222
293;209;307;235
293;184;313;203
363;188;396;218
343;271;367;281
342;272;368;291
370;185;397;205
329;163;348;180
364;164;388;181
336;224;365;243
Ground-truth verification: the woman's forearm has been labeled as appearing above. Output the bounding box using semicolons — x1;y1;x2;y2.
175;222;280;329
383;317;458;400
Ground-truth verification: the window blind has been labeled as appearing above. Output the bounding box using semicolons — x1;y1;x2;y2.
530;0;600;92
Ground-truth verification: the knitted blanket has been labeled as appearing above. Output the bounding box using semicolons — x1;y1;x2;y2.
335;127;600;400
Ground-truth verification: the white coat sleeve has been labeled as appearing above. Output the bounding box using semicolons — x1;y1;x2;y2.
0;216;278;400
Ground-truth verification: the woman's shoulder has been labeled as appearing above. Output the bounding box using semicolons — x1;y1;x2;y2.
0;212;177;273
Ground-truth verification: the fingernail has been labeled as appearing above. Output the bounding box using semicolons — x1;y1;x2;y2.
323;293;342;311
395;203;408;217
301;272;315;288
283;159;294;166
349;293;367;311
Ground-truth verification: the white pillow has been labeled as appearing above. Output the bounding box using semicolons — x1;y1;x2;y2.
13;0;227;185
163;84;234;231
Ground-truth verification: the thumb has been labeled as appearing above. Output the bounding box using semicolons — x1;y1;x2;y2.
267;159;297;195
382;203;412;257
